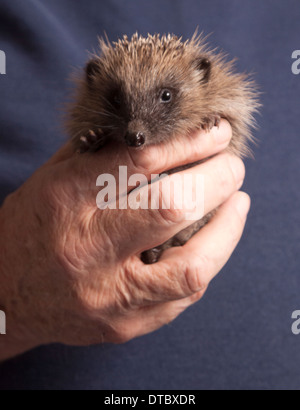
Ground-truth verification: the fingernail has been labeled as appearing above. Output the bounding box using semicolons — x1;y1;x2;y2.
229;156;245;188
235;193;251;219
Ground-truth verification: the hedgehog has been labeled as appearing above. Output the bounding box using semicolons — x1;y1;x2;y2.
67;32;259;264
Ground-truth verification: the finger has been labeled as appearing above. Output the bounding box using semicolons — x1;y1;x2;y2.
126;119;233;176
130;192;250;303
46;120;232;209
114;153;245;255
112;291;204;343
65;119;232;180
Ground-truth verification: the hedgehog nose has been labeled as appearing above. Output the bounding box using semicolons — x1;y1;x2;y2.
125;131;146;147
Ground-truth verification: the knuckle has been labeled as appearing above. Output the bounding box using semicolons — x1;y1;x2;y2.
112;324;135;344
184;255;210;294
212;157;237;201
156;206;185;225
152;180;186;225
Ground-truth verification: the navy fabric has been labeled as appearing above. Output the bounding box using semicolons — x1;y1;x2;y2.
0;0;300;390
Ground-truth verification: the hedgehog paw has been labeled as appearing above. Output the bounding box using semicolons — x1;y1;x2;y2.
78;129;106;153
202;115;221;132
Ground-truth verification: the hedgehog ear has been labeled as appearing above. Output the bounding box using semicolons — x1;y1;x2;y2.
195;57;211;83
86;59;101;84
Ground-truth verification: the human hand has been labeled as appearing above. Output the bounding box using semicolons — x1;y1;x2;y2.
0;120;249;360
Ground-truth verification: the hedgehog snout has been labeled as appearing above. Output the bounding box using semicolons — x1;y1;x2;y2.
125;131;146;148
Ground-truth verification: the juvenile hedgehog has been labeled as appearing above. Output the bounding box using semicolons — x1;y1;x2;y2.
67;33;259;264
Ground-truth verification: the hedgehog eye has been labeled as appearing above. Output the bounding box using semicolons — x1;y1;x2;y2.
160;89;172;103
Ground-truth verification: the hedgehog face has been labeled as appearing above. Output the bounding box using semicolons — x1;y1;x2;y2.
75;34;212;149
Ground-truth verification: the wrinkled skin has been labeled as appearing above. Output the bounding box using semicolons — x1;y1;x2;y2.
0;120;249;361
